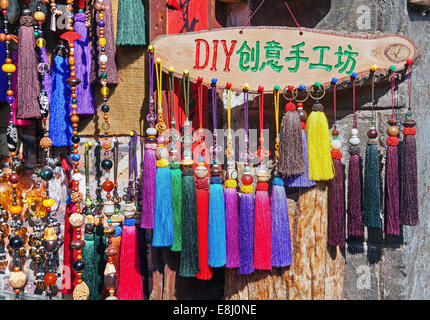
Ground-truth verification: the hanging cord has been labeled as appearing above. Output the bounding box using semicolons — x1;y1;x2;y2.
197;77;206;156
255;86;270;164
95;142;103;206
155;58;166;136
225;82;234;160
371;69;375;121
113;138;120;202
239;0;266;33
274;85;280;159
407;62;413;112
147;47;156;127
84;142;91;199
169;68;175;128
240;84;253;165
284;1;303;35
391;68;396;120
183;71;190;119
124;131;138;203
352;76;356;128
210;78;221;161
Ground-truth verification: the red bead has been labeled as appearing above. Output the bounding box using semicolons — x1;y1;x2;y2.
258;85;264;93
297;102;303;108
288;85;294;91
225;81;232;89
9;174;18;183
242;174;253;185
102;180;114;192
197;76;203;83
44;273;57;286
406;59;413;65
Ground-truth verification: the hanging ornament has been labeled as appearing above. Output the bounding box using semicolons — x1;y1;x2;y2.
306;82;334;181
141;46;157;230
328;78;346;247
286;85;315;188
363;66;382;229
270;85;292;267
179;70;199;277
168;67;182;252
400;59;418;226
347;72;364;238
238;83;255;275
253;85;271;271
385;66;400;236
278;85;305;176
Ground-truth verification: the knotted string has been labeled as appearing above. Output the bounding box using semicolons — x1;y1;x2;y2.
147;49;156;127
125;132;138;203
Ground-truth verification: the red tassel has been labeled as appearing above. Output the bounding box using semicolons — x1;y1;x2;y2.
195;178;213;280
61;203;77;294
254;181;271;270
117;222;143;300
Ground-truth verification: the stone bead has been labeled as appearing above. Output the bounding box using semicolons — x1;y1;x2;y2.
71;239;86;250
69;213;84;227
242;174;253;185
155;147;169;160
349;136;360;146
123;204;136;219
44;240;58;252
146;127;157;136
43;226;57;241
104;273;117;288
101;122;111;131
2;63;16;73
101;159;113;170
99;54;108;63
102;180;114;192
34;11;45;21
298;109;307;122
351;128;358;135
0;0;9;10
103;225;115;238
194;166;208;178
9;271;26;289
102;140;111;150
73;282;90;300
103;201;115;216
43;273;57;286
105;296;119;300
73;260;86;272
330;139;342;150
403;119;416;128
9;236;23;249
9;174;18;183
387;125;399;137
9;205;23;215
73;173;82;182
367;128;378;139
100;86;109;96
36;38;46;48
104;263;117;275
42;198;55;207
101;104;110;113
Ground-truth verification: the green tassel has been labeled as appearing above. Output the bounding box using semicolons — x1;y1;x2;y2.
179;171;200;277
82;233;98;300
116;0;147;46
94;225;107;299
170;163;182;252
363;144;382;228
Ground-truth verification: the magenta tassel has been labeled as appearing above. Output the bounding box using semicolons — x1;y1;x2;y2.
71;13;94;116
239;192;254;275
16;16;41;119
347;152;364;237
385;145;400;235
254;182;271;270
117;220;144;300
40;46;51;101
329;158;345;246
141;147;156;229
400;134;419;226
224;187;240;268
270;177;292;267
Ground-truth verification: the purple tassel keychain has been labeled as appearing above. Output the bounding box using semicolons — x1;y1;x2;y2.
270;86;292;267
141;48;157;229
385;68;400;236
347;74;364;238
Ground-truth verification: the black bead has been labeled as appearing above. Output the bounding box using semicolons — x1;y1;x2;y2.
101;104;110;113
71;135;80;143
101;159;113;170
73;260;86;272
9;236;23;250
40;167;54;181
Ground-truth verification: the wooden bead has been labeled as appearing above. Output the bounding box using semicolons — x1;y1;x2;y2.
387;125;399;137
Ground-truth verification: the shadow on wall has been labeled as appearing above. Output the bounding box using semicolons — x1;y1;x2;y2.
215;0;331;28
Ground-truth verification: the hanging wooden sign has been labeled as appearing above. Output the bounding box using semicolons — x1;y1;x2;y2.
151;27;418;92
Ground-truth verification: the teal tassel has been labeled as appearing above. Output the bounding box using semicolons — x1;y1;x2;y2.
82;233;97;300
363;144;382;228
116;0;147;46
94;225;106;298
170;163;182;252
153;166;174;247
208;177;226;268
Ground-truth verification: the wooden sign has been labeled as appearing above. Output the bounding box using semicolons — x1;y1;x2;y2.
151;27;418;93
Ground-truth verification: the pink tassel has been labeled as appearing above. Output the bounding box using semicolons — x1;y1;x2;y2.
141;145;156;229
254;182;271;270
117;220;144;300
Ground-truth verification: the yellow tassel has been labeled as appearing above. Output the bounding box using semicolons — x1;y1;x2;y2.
225;179;237;189
305;110;334;181
241;185;254;193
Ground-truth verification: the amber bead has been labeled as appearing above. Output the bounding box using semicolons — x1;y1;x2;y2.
70;115;79;123
367;128;378;139
102;180;114;192
0;33;6;42
332;129;339;137
44;273;57;286
9;205;22;215
298;109;307;122
68;57;76;66
0;0;9;10
387;126;399;137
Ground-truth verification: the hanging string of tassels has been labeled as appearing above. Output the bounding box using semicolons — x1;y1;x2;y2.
278;85;304;177
141;46;157;229
306;82;334;181
385;66;400;236
400;59;418;226
347;72;364;238
328;78;346;247
168;67;183;252
152;58;174;247
270;85;292;267
238;83;255;275
286;85;315;188
254;85;271;271
195;76;212;280
363;66;382;229
223;82;240;270
179;70;199;277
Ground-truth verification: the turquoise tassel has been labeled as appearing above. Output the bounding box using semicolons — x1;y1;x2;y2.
208;177;226;267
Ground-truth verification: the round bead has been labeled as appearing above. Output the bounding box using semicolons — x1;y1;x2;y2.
100;86;110;96
102;140;111;150
101;159;113;170
34;11;45;21
242;174;253;185
99;54;108;63
102;180;114;192
9;272;26;289
9;174;18;183
351;128;358;135
349;136;360;146
69;213;84;227
332;129;339;137
370;65;378;72
9;236;23;249
2;63;15;73
44;273;57;286
73;260;86;272
330;139;342;150
73;173;82;181
6;95;14;103
243;83;249;91
71;135;80;143
367;128;378;139
146;127;157;136
387;125;399;137
71;153;80;161
101;104;110;112
43;198;55;207
9;205;23;215
99;38;106;46
0;0;9;10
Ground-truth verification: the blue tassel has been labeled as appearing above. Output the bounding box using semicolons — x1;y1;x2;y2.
208;176;226;267
152;166;174;247
49;54;73;147
0;29;6;102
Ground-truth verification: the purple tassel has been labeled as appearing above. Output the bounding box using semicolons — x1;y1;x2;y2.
270;177;292;267
238;192;254;275
385;145;400;235
141;147;156;229
287;130;316;188
16;15;41;119
329;158;345;246
41;46;51;101
224;186;239;268
400;131;418;226
71;13;94;116
347;150;364;238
